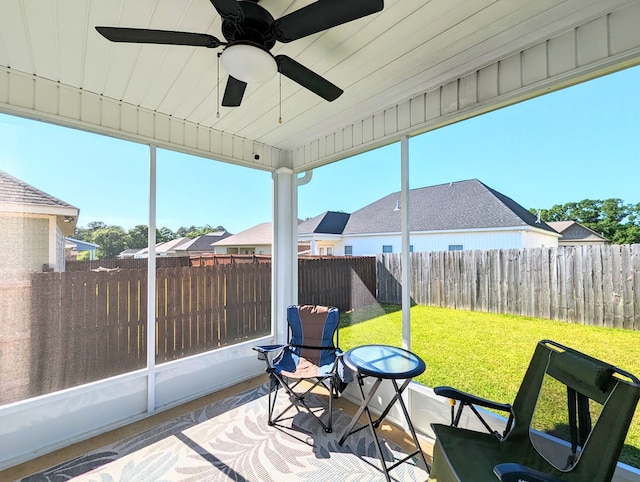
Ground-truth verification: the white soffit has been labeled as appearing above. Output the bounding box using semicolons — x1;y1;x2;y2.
0;0;639;171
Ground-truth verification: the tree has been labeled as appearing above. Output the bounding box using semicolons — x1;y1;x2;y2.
91;226;127;259
157;227;176;243
74;220;108;241
127;225;149;249
87;221;107;231
126;225;176;248
531;198;640;244
175;224;226;238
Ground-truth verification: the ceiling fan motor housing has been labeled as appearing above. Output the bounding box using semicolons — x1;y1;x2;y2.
221;1;276;49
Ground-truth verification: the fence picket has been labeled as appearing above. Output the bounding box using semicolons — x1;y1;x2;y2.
611;245;624;328
592;246;604;326
621;245;634;330
633;244;640;331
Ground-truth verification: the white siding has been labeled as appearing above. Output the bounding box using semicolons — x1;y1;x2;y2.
521;230;559;248
337;228;558;255
214;245;272;255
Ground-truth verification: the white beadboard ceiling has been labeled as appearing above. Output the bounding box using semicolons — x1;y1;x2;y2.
0;0;639;170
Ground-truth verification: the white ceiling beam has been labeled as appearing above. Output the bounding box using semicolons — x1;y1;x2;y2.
0;67;287;171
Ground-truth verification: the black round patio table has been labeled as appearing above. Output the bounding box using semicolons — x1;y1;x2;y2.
338;344;429;481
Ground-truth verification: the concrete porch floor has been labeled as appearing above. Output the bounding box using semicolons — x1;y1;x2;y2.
1;374;434;481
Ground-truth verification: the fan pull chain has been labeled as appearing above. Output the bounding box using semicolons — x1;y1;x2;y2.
216;53;221;119
278;74;283;124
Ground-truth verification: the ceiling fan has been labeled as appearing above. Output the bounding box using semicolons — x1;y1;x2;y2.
96;0;384;107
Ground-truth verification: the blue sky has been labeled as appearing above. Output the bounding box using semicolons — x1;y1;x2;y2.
0;65;638;235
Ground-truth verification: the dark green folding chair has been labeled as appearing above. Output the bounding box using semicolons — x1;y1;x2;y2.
428;339;640;482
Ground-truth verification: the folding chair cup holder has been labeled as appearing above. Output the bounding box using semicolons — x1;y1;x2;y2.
253;305;349;433
428;339;640;482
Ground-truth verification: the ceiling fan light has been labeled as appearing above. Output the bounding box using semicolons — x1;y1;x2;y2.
220;44;277;83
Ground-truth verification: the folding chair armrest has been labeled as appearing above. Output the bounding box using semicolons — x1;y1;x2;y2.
494;463;567;482
434;386;512;413
253;344;285;353
252;344;286;362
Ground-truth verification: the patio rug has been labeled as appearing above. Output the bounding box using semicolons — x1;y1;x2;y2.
18;383;428;481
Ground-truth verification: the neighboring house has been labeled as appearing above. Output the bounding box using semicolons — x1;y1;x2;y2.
171;231;233;256
546;221;609;246
211;222;273;255
65;237;99;261
118;248;141;259
120;231;233;258
212;222;330;256
123;237;189;258
215;179;561;257
298;212;350;256
336;179;560;255
154;237;193;257
0;169;79;273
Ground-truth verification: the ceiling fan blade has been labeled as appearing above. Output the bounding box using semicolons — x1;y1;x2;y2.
275;55;342;102
272;0;384;43
209;0;244;22
95;27;223;48
222;76;247;106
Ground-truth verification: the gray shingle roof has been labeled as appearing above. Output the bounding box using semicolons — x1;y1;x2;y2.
546;221;608;241
212;222;272;246
298;211;350;235
183;231;232;251
342;179;556;235
0;169;77;210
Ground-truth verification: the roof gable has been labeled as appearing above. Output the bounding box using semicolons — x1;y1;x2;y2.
342;179;556;235
546;221;608;242
298;211;350;235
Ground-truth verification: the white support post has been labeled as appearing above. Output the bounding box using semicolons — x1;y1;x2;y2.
146;145;157;413
400;136;411;351
272;167;298;344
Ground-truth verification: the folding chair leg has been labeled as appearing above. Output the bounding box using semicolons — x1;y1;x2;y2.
267;373;280;426
327;379;334;433
268;373;335;433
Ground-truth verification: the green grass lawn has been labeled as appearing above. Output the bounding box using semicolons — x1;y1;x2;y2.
338;303;640;468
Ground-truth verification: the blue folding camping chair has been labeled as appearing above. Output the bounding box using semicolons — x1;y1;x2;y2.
253;305;349;433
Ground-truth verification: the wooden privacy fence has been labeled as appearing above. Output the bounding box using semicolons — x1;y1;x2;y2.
298;256;377;310
29;263;271;397
378;244;640;330
24;256;376;399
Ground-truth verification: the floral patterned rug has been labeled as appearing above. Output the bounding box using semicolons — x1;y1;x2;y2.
19;383;428;481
